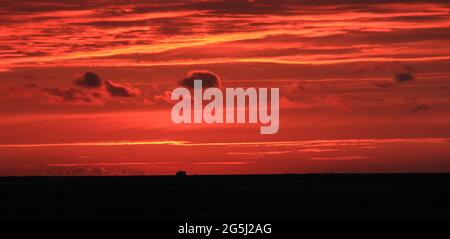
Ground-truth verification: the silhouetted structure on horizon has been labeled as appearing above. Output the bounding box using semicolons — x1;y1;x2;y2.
176;170;187;177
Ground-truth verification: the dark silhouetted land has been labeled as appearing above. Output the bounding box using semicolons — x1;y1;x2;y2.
1;174;449;219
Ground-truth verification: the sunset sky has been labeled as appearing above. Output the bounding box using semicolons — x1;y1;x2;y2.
1;0;450;175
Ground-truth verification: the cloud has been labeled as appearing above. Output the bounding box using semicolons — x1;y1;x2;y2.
74;72;102;88
411;104;430;113
0;83;38;96
405;98;430;113
75;71;141;97
374;81;396;88
104;79;141;97
153;90;173;105
46;165;145;176
40;71;142;104
1;1;449;71
309;156;369;161
179;70;222;88
394;72;414;82
43;87;103;105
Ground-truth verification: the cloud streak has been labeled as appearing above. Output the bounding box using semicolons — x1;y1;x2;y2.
1;1;449;70
1;137;447;148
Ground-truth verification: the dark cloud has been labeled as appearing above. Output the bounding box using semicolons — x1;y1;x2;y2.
43;87;102;104
394;72;414;82
74;72;102;88
105;80;140;97
41;71;141;104
0;83;39;96
40;71;142;104
179;70;222;89
74;71;141;98
374;81;396;88
23;83;38;88
411;104;430;113
46;166;145;176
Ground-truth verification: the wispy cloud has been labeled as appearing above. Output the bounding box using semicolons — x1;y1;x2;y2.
1;1;449;70
48;162;149;167
309;156;369;161
1;137;448;148
0;140;188;148
193;161;252;165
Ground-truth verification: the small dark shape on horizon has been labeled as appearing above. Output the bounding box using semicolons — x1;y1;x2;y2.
176;170;188;177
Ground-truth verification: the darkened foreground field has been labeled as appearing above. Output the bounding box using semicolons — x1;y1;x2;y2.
0;174;449;219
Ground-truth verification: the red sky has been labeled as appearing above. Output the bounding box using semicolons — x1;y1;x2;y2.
0;0;450;175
